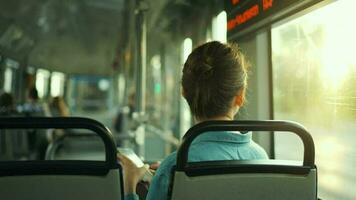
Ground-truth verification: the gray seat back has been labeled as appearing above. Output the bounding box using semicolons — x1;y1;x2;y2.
0;114;30;160
0;162;122;200
0;117;123;200
45;133;105;161
169;120;317;200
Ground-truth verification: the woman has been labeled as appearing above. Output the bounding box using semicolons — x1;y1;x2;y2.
49;96;70;118
47;96;70;141
119;41;268;200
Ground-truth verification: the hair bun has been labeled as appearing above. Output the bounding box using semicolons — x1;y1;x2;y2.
196;61;214;81
202;62;214;78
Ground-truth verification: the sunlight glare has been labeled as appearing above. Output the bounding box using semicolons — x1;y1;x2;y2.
319;174;341;190
320;0;356;90
318;137;346;158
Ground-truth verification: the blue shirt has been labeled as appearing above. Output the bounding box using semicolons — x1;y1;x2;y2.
125;131;268;200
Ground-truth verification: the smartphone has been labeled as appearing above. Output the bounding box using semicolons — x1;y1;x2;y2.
117;148;145;167
117;147;153;182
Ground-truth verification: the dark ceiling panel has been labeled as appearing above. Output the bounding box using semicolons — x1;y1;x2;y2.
0;0;125;75
0;0;223;75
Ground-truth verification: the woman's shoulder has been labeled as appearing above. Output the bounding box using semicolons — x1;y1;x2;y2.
249;141;269;159
156;151;178;175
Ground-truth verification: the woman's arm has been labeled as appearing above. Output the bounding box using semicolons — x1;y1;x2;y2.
117;154;148;198
145;152;177;200
119;152;177;200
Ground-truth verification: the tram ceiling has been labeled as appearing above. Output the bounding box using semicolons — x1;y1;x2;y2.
0;0;125;75
128;0;224;60
147;0;222;43
0;0;223;74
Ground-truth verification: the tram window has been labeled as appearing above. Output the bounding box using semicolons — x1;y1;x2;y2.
180;38;193;137
149;55;163;119
3;68;12;93
67;75;111;115
272;1;356;199
212;11;227;43
3;59;19;93
35;69;50;99
50;72;65;97
116;73;126;106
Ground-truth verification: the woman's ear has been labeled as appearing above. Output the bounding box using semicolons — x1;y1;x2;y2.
234;88;245;107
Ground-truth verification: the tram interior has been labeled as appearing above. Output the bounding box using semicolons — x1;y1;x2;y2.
0;0;356;199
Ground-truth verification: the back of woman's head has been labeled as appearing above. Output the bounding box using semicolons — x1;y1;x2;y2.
182;41;248;120
28;87;39;100
50;96;69;117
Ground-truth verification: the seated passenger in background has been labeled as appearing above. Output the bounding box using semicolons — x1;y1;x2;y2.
22;87;50;159
113;92;136;146
47;96;70;142
114;92;135;131
119;41;268;200
49;96;70;117
22;87;50;117
0;92;17;116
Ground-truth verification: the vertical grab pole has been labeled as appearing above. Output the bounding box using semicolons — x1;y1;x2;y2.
134;0;149;158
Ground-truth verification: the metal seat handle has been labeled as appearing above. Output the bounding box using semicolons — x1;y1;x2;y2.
0;117;118;168
176;120;315;171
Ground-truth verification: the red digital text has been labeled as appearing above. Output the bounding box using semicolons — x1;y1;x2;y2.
227;4;259;31
263;0;273;10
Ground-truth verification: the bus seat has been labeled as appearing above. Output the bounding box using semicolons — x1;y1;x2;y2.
0;129;29;160
168;120;317;200
0;114;30;160
0;117;123;200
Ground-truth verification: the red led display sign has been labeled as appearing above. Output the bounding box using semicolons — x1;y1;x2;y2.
225;0;324;39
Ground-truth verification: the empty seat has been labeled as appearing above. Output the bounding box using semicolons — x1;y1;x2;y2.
0;117;123;200
168;120;317;200
0;114;30;160
0;128;29;160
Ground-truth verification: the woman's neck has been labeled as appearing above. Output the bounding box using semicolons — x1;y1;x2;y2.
196;115;234;123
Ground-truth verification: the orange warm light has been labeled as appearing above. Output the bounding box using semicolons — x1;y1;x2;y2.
263;0;273;11
231;0;240;5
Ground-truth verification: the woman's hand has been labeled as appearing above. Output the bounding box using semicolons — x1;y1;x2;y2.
149;162;161;170
117;154;149;194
